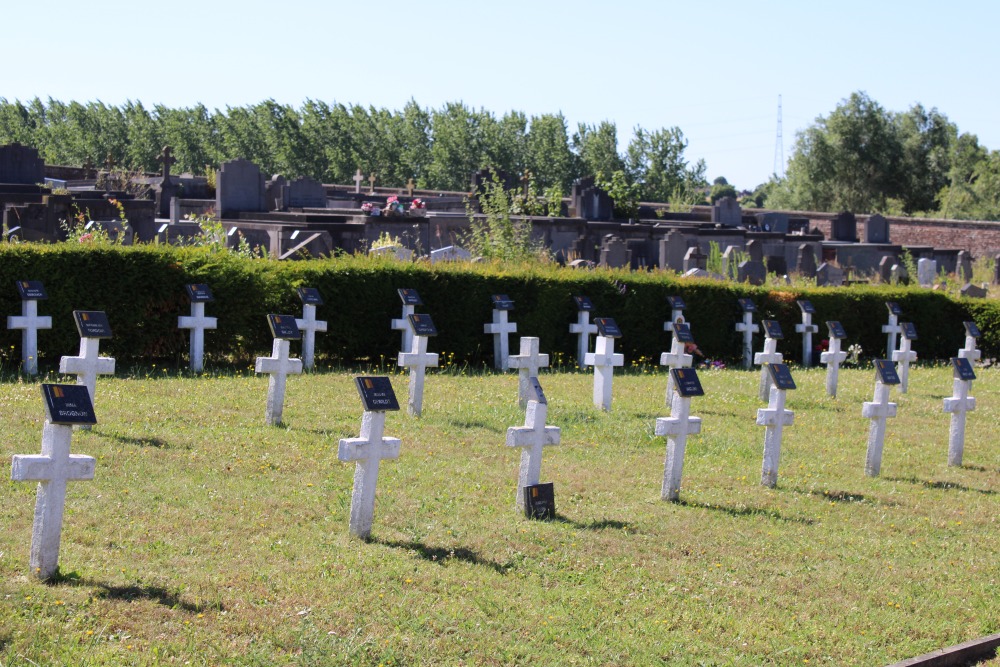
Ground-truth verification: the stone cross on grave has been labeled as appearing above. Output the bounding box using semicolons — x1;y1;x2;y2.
659;322;693;405
157;145;177;184
508;337;550;408
11;385;97;580
891;324;918;394
59;328;115;419
821;322;849;398
656;369;703;501
663;301;685;334
754;321;784;401
391;291;421;354
255;316;304;426
177;298;217;373
295;304;328;371
882;303;902;357
863;361;900;477
735;302;759;370
339;405;401;540
406;178;415;197
958;322;982;364
584;320;624;411
353;168;364;194
484;297;518;371
506;378;560;511
368;173;377;194
569;298;598;370
944;358;977;467
397;317;439;416
795;301;819;367
7;286;52;376
756;364;795;488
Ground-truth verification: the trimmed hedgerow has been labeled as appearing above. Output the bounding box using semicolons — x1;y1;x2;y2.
0;244;995;371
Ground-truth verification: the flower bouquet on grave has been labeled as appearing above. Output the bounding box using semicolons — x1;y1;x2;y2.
361;201;381;216
408;198;426;216
382;195;406;218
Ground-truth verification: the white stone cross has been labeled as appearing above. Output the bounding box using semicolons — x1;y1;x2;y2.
655;385;702;501
862;372;898;477
659;326;693;405
821;336;848;397
255;338;303;425
8;298;52;376
338;410;401;539
944;372;976;467
484;308;518;370
663;305;684;333
757;382;795;487
11;421;95;579
569;309;598;369
506;395;560;511
584;335;624;411
957;330;981;365
391;303;416;355
397;334;439;416
754;328;783;401
59;338;115;407
508;337;550;408
353;168;364;194
295;304;327;371
891;328;917;394
178;301;217;372
882;311;901;358
735;311;759;369
795;311;819;366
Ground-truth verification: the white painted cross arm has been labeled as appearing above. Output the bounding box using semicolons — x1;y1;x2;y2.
11;452;95;484
943;395;976;414
654;415;702;437
756;405;794;427
338;434;402;462
861;399;897;419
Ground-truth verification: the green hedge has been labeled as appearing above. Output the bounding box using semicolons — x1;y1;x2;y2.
0;245;995;371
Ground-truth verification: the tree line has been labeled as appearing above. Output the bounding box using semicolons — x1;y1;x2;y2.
0;98;707;202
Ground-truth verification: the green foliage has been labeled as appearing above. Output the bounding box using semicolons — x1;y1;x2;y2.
597;170;641;219
709;182;738;203
626;125;708;202
706;241;723;275
464;173;543;263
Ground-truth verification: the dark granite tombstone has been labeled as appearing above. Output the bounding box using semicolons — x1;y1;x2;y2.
745;239;764;262
737;260;766;286
659;229;688;271
266;174;287;210
956;251;974;282
216;159;267;217
815;263;845;287
865;214;890;243
0;143;45;185
755;212;789;233
571;177;614;221
683;246;707;272
891;263;909;285
711;196;742;226
830;212;857;242
960;283;988;299
287;176;327;208
765;255;787;276
797;244;817;276
878;256;894;283
599;235;631;268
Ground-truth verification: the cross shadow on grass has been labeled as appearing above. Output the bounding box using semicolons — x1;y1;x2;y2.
675;499;816;525
370;538;514;575
46;571;221;613
552;515;635;532
446;418;502;433
92;431;170;449
884;476;996;496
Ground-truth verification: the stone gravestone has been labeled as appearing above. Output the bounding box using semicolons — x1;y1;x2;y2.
878;256;894;283
584;318;624;411
890;263;908;286
735;298;759;369
216;159;267;217
429;245;472;264
865;214;890;244
287;176;327;208
338;376;402;539
659;230;688;272
892;322;918;394
599;235;631;269
795;300;819;366
656;368;704;501
863;360;900;477
255;315;304;425
391;288;423;355
882;301;903;357
484;295;518;370
755;212;789;233
960;283;988;299
737;260;766;286
821;321;849;398
10;384;97;579
7;280;52;375
682;246;707;272
956;251;974;283
397;314;439;416
830;212;857;242
570;177;613;221
765;255;787;276
177;284;217;373
506;377;561;513
266;174;287;211
569;296;598;369
745;239;764;263
797;245;817;277
757;363;796;488
0;142;45;184
295;287;328;371
721;245;740;279
815;263;844;287
59;311;116;415
711;196;742;226
508;337;550;409
917;258;937;288
944;358;977;467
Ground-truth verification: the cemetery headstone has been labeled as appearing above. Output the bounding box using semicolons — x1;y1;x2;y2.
890;263;908;286
569;296;598;369
865;214;890;244
484;295;518;370
757;363;796;488
216;159;267;217
863;360;900;477
960;283;988;299
795;300;819;366
711;196;742;226
917;258;937;288
255;315;303;425
737;260;766;286
8;280;52;375
745;239;764;263
755;320;785;401
294;287;328;370
391;288;423;355
944;358;977;467
735;298;759;369
797;244;817;277
506;377;561;513
721;245;739;279
338;377;402;539
599;235;631;269
882;301;903;357
878;256;894;283
0;143;45;184
756;212;789;233
660;321;694;404
397;314;439;416
892;322;918;393
815;263;844;287
957;250;973;283
584;318;624;411
830;212;857;242
683;246;707;272
59;311;116;417
821;321;849;397
508;337;550;409
429;245;472;263
656;368;704;501
659;230;688;272
10;384;96;579
177;284;218;373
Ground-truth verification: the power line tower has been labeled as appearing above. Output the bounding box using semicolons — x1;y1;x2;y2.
773;94;784;179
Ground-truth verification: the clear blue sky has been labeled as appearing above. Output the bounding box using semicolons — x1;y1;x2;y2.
5;0;998;190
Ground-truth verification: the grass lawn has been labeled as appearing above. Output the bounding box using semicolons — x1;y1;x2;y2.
1;362;998;666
